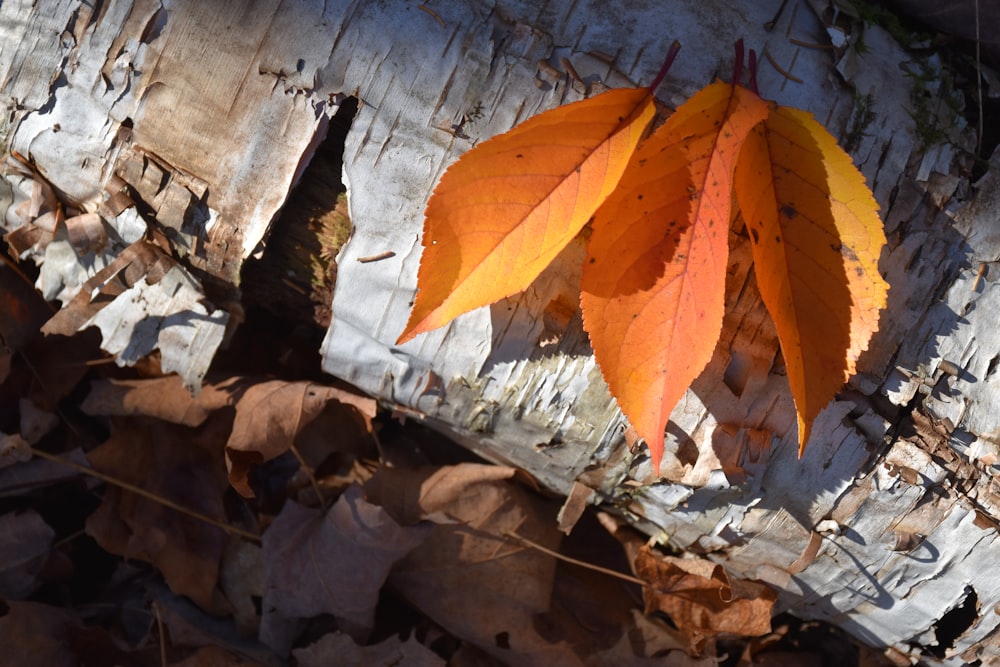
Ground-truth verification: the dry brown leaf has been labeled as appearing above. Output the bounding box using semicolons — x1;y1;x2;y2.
292;632;445;667
366;464;581;667
634;546;777;654
0;601;80;667
82;376;238;427
18;332;99;412
364;462;519;524
0;601;142;667
225;380;376;497
168;645;267;667
0;510;55;598
85;417;230;611
259;485;431;653
589;611;721;666
0;258;53;383
218;540;262;637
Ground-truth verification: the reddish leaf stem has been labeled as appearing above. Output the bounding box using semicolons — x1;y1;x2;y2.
747;48;760;95
648;40;682;92
732;39;745;87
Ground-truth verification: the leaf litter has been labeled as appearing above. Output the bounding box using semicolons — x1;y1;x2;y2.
0;70;893;667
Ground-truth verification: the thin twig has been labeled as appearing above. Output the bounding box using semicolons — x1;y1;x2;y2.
30;447;261;543
357;251;396;263
152;601;167;667
764;50;803;83
789;38;834;50
417;4;446;28
502;530;647;588
289;443;327;511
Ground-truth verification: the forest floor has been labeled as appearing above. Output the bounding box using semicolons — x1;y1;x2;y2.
0;251;900;667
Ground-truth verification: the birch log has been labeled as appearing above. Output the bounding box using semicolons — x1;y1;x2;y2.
2;0;999;664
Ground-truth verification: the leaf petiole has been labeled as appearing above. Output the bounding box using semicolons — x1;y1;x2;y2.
648;40;682;93
732;38;745;87
747;48;760;95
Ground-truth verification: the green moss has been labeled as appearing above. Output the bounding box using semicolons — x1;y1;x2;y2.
849;0;928;53
844;92;876;154
902;60;964;150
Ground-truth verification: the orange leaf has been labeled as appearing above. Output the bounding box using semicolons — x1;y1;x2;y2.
397;86;657;344
581;82;770;473
734;104;888;455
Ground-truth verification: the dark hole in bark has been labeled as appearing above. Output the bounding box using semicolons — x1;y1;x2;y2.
926;585;978;659
225;96;359;379
986;354;999;380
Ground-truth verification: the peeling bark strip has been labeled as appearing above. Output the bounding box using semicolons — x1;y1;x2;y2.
3;0;1000;662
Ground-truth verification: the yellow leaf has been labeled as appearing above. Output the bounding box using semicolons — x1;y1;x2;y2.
734;104;888;455
397;86;657;344
581;82;770;472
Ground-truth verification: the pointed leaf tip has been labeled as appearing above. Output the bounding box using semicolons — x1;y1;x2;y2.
581;82;770;473
735;104;888;459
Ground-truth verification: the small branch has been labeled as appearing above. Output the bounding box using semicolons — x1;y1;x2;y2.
30;447;261;543
357;251;396;263
502;529;647;588
764;50;803;84
289;443;328;510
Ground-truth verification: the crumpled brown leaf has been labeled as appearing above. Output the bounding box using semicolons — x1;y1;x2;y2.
0;601;142;667
0;256;53;383
366;463;582;667
260;485;431;653
168;645;267;667
81;375;238;427
0;601;80;667
85;417;230;611
225;380;376;497
292;631;445;667
634;545;777;655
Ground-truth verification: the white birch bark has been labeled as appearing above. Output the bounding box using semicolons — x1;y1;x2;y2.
2;0;998;663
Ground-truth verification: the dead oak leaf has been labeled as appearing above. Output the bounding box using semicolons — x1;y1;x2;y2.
634;545;777;655
293;631;445;667
260;485;431;652
85;417;230;612
366;464;581;667
225;380;376;497
82;375;238;427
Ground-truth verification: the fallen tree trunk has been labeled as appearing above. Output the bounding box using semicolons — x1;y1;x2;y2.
3;0;999;664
